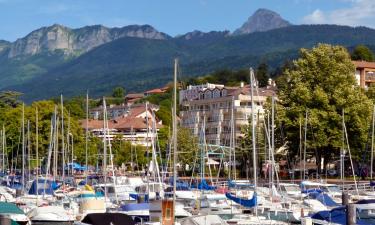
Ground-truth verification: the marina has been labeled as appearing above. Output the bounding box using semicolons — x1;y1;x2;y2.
1;2;375;225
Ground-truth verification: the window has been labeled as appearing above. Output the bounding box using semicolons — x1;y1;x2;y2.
222;89;227;97
204;90;212;99
213;89;220;98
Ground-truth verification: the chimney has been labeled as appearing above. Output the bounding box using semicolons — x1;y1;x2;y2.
240;81;244;88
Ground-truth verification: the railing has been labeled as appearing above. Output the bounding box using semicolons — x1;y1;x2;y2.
340;182;374;193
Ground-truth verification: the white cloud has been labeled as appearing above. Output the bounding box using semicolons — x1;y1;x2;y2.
303;9;326;24
303;0;375;27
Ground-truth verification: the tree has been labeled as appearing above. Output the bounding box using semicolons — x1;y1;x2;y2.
112;87;125;98
256;63;269;87
351;45;375;62
277;44;372;174
0;91;22;108
177;127;199;170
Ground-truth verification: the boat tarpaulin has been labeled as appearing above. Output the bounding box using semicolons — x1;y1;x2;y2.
81;213;135;225
191;179;216;190
308;192;339;207
225;192;257;208
28;179;59;195
120;203;149;211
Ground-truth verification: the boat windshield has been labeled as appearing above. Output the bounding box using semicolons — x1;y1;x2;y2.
321;185;341;193
284;185;300;192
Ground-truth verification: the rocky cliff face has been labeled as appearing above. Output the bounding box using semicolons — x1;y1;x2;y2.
8;24;170;58
178;30;230;40
233;8;291;35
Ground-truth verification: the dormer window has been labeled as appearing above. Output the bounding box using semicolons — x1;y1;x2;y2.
204;90;212;99
222;89;227;97
213;89;220;98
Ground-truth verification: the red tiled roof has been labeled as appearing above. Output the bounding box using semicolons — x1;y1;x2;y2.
145;88;166;94
126;93;144;99
80;119;115;130
352;60;375;69
112;117;163;130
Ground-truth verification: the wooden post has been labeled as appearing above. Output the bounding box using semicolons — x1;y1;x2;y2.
347;204;356;225
342;192;349;206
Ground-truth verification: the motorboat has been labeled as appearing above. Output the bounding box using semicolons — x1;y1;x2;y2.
0;202;31;225
27;205;75;225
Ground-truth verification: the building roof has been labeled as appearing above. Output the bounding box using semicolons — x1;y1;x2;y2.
144;88;166;94
112;117;162;130
82;103;162;131
352;60;375;69
80;119;114;130
125;93;144;99
227;85;277;97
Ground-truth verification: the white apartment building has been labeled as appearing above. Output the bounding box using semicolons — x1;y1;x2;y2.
179;83;276;146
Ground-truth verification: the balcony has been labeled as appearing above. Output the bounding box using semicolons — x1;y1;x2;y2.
365;72;375;81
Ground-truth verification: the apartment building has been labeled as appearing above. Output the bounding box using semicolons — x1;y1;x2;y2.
179;83;276;146
353;60;375;89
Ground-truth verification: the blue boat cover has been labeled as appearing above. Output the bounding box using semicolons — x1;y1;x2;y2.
225;192;257;208
2;176;23;190
120;203;149;211
129;193;148;202
308;192;339;207
168;177;190;190
301;188;322;194
311;206;372;225
28;179;58;195
370;180;375;187
66;163;87;171
191;179;216;190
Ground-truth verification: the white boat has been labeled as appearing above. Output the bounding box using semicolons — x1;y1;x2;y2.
0;202;31;225
279;183;305;199
301;181;342;203
226;214;289;225
27;205;75;225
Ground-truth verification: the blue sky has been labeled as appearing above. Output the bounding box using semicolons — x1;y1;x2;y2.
0;0;374;41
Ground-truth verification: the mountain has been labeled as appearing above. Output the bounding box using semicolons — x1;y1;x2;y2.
7;24;170;58
177;30;230;40
233;8;291;35
0;40;10;53
6;24;375;102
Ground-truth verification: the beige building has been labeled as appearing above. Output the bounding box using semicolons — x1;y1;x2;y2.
179;83;276;146
353;60;375;89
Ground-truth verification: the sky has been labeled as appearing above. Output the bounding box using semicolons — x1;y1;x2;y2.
0;0;374;41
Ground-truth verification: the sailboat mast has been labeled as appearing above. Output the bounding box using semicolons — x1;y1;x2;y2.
172;58;178;218
303;110;308;180
2;125;4;174
85;92;89;181
341;109;345;182
61;95;65;186
371;105;375;180
35;107;39;202
27;120;31;186
103;97;108;201
249;68;257;215
271;96;275;186
22;103;25;192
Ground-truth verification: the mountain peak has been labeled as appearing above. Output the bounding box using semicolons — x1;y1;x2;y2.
233;8;291;35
